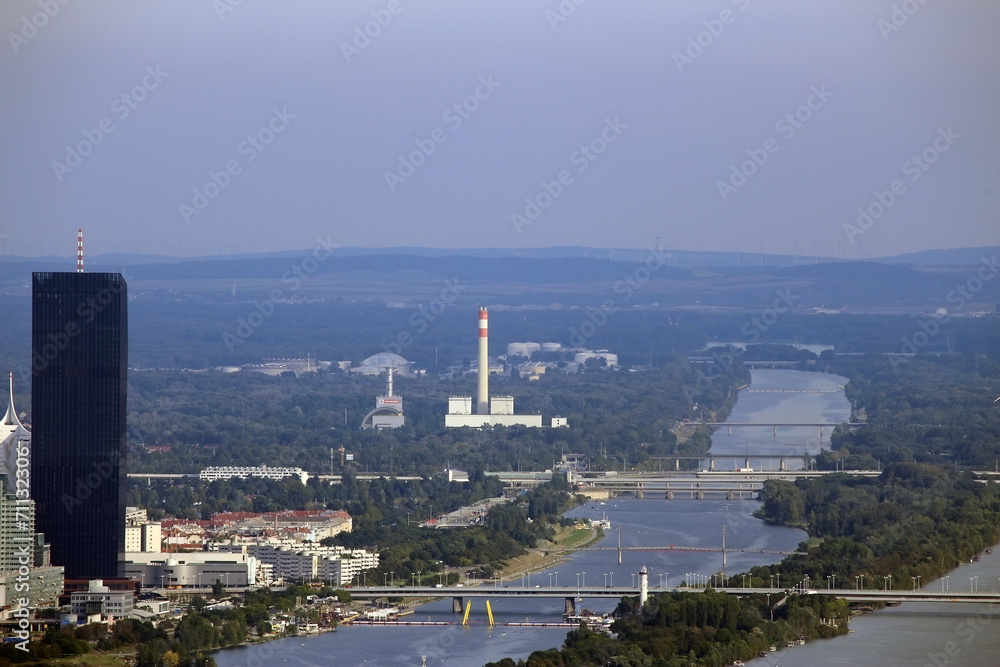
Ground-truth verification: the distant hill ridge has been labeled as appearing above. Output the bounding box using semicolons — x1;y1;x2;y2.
3;245;996;269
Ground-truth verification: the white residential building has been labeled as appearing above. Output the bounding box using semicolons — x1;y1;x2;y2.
217;544;378;586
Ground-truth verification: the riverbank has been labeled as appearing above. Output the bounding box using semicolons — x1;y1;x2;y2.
499;523;606;583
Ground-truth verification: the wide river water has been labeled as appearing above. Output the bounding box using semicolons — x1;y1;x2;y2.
214;370;1000;666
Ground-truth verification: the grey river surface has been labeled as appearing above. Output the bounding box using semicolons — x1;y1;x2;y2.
214;370;1000;666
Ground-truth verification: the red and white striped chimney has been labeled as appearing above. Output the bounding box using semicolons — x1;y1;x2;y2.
76;228;84;272
477;307;489;415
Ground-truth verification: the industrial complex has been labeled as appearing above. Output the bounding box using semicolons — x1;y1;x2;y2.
445;308;565;428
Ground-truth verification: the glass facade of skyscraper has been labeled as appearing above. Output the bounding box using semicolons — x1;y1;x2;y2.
31;272;127;580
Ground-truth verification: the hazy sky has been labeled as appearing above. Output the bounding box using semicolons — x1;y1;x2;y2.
1;1;997;259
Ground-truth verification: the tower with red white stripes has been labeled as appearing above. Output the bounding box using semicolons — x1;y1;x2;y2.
77;228;84;273
477;307;489;415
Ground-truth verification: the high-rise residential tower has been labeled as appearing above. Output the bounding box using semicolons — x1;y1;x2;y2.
31;271;128;580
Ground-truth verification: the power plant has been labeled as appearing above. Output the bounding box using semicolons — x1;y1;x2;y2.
445;308;564;428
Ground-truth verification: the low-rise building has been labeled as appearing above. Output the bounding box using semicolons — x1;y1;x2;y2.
121;551;255;590
70;579;133;620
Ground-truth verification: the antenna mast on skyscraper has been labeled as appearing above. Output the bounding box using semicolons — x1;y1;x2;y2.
77;228;84;273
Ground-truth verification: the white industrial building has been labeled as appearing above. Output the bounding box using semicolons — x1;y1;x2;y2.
506;342;562;357
121;551;256;590
200;465;309;484
241;357;330;376
361;367;404;429
574;350;619;368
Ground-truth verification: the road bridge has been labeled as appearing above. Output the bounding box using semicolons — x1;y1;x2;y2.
347;584;641;615
345;584;1000;616
716;586;1000;605
570;469;881;499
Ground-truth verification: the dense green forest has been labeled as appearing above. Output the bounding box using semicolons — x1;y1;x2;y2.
751;464;1000;592
122;358;746;476
820;354;1000;468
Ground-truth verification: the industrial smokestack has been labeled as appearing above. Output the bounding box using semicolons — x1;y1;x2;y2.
477;307;489;415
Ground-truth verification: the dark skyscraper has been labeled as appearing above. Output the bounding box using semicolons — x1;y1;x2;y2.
31;272;127;580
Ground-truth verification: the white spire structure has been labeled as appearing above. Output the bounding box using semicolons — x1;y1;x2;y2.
2;373;20;427
0;372;29;492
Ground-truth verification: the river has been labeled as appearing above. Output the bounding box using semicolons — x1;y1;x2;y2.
214;370;998;666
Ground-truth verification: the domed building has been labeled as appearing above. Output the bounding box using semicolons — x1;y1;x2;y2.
350;352;413;377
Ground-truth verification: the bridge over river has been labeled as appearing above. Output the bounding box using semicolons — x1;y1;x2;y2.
568;469;882;499
346;583;1000;616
